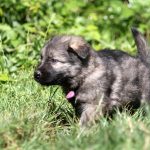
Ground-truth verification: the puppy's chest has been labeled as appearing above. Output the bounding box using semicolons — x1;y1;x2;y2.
75;81;109;105
68;66;117;105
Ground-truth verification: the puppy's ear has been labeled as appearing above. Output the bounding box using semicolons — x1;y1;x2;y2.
68;36;90;59
131;27;150;64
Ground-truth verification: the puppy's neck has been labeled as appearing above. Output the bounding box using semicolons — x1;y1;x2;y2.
63;50;98;92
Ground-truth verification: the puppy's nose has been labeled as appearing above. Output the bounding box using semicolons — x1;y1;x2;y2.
34;70;41;80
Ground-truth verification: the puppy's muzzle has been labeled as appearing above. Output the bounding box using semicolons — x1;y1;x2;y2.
34;70;42;81
34;69;57;86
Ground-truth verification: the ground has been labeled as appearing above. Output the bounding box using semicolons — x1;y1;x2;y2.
0;70;150;150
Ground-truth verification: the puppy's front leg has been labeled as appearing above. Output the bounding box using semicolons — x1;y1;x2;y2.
78;99;122;127
79;104;101;127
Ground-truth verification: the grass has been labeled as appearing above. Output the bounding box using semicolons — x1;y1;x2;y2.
1;70;150;150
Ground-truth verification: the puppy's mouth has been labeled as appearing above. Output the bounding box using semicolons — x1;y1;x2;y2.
34;75;64;86
35;78;57;86
66;91;75;100
34;71;57;86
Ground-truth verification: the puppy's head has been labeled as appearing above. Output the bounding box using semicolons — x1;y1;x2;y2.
34;35;90;86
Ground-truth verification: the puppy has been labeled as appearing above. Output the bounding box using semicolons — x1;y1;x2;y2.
34;34;149;126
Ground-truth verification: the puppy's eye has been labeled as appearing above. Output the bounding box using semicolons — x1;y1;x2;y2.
51;58;58;63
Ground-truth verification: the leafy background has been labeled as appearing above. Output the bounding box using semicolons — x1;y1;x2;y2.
0;0;150;79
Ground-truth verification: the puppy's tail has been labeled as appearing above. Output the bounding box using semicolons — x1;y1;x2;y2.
131;27;150;65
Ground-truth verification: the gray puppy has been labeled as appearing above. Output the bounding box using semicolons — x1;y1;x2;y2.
34;33;149;126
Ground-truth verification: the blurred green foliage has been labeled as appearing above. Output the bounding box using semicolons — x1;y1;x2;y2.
0;0;150;79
